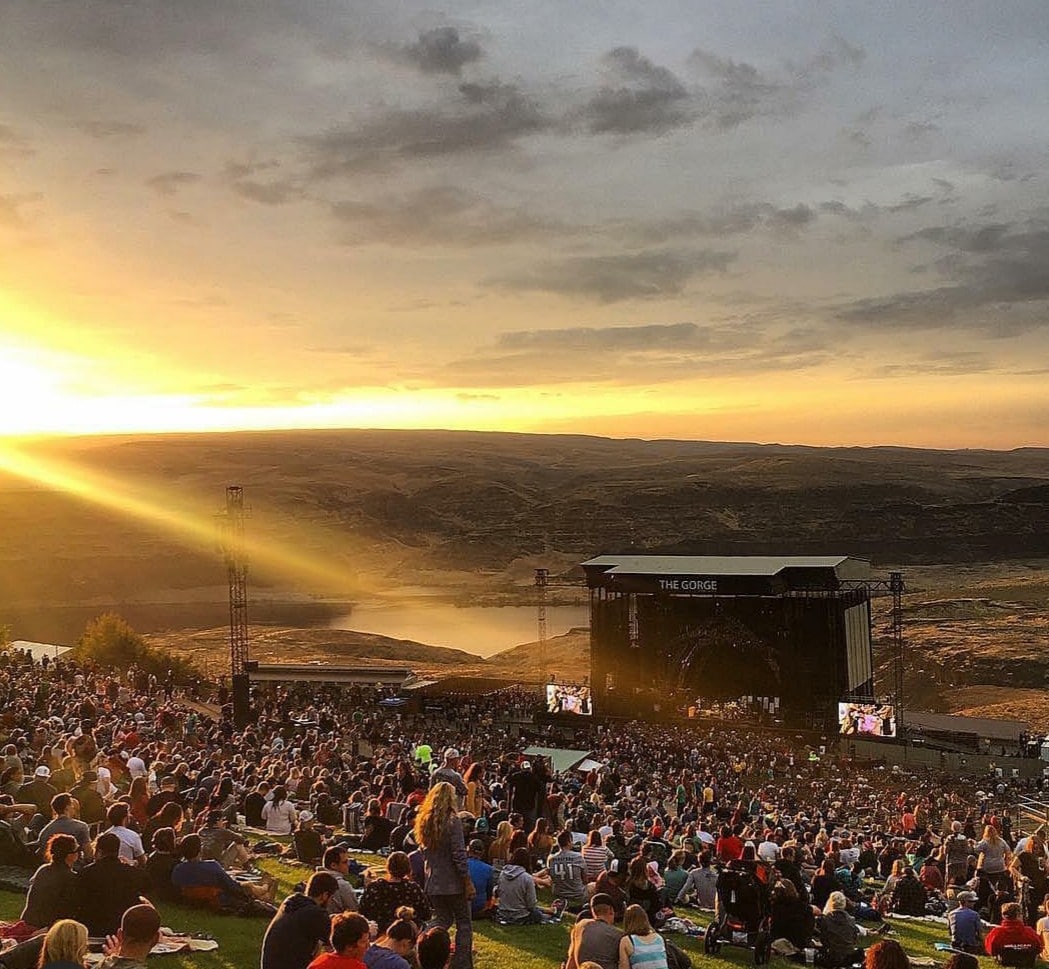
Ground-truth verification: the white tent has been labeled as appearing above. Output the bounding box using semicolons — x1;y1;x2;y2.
521;746;594;774
8;640;73;663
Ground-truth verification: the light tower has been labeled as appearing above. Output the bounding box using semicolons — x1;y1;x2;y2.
221;485;252;727
535;568;549;678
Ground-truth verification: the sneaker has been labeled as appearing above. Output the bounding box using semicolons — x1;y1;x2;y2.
551;899;568;920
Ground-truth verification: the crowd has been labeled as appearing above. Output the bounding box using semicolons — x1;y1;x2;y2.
0;646;1045;969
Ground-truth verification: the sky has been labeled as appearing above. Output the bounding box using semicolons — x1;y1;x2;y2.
1;1;1048;447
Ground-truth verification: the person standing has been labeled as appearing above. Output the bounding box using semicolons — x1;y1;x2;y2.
414;782;473;969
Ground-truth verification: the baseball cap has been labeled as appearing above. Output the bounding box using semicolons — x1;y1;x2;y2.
521;760;531;769
34;765;51;778
608;859;621;874
299;810;314;822
957;890;978;902
444;747;460;759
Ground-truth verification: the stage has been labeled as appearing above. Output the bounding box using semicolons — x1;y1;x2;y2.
583;554;879;728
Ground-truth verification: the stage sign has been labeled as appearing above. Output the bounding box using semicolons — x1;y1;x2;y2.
600;573;790;596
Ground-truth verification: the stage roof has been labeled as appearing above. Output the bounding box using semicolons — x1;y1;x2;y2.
904;710;1026;743
581;554;871;595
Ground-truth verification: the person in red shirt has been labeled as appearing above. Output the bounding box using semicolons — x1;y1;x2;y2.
985;903;1042;960
308;912;371;969
716;825;744;863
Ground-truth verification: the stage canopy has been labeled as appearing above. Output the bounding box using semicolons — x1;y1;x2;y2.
522;746;594;774
582;554;871;595
9;640;73;663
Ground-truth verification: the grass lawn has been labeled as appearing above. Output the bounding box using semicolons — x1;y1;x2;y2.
0;857;1001;969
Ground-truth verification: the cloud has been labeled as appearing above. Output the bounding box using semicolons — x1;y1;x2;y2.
329;186;561;247
689;35;864;129
440;320;829;386
146;171;202;197
488;249;735;303
0;124;34;157
398;27;482;75
689;49;795;129
583;47;692;135
302;81;550;176
618;202;816;245
0;192;42;228
839;218;1049;332
78;120;145;139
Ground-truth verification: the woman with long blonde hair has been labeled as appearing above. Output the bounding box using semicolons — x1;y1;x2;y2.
37;918;89;968
413;783;473;969
488;820;513;871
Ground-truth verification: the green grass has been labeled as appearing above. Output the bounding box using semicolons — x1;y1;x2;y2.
0;859;1003;969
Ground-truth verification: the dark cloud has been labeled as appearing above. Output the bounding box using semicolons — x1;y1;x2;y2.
302;81;550;175
583;47;691;134
146;171;202;197
840;218;1049;332
488;249;735;303
498;321;707;351
689;49;795;129
624;202;816;243
330;186;559;247
399;27;482;75
689;36;864;130
78;120;145;139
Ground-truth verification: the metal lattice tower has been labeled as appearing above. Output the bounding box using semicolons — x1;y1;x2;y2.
890;570;905;717
219;486;253;727
535;568;549;676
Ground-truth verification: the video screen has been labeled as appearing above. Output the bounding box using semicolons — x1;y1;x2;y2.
838;701;896;738
546;683;592;716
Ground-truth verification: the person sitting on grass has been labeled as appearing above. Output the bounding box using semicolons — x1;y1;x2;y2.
96;903;161;969
307;911;371;969
319;845;360;915
359;851;431;934
18;834;80;939
416;927;452;969
364;906;420;969
76;832;148;938
495;848;562;924
865;939;910;969
985;902;1041;962
36;917;89;969
466;840;495;919
618;903;669;969
819;891;865;968
548;830;589;913
566;894;624;969
948;890;982;954
294;811;325;867
170;833;273;914
262;871;338;969
198;809;252;870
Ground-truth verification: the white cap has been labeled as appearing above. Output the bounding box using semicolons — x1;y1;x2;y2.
299;810;314;822
34;765;51;778
444;747;460;759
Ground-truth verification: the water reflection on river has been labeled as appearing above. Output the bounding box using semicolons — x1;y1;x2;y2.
329;602;590;658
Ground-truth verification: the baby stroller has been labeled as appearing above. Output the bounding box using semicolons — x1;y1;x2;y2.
704;866;773;965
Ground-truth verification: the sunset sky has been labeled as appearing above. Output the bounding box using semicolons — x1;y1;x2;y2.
1;1;1047;446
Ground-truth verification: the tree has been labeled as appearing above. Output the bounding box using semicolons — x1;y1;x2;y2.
77;612;147;668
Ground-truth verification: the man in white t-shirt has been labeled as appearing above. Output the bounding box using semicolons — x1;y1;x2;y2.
757;834;780;863
104;802;145;865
